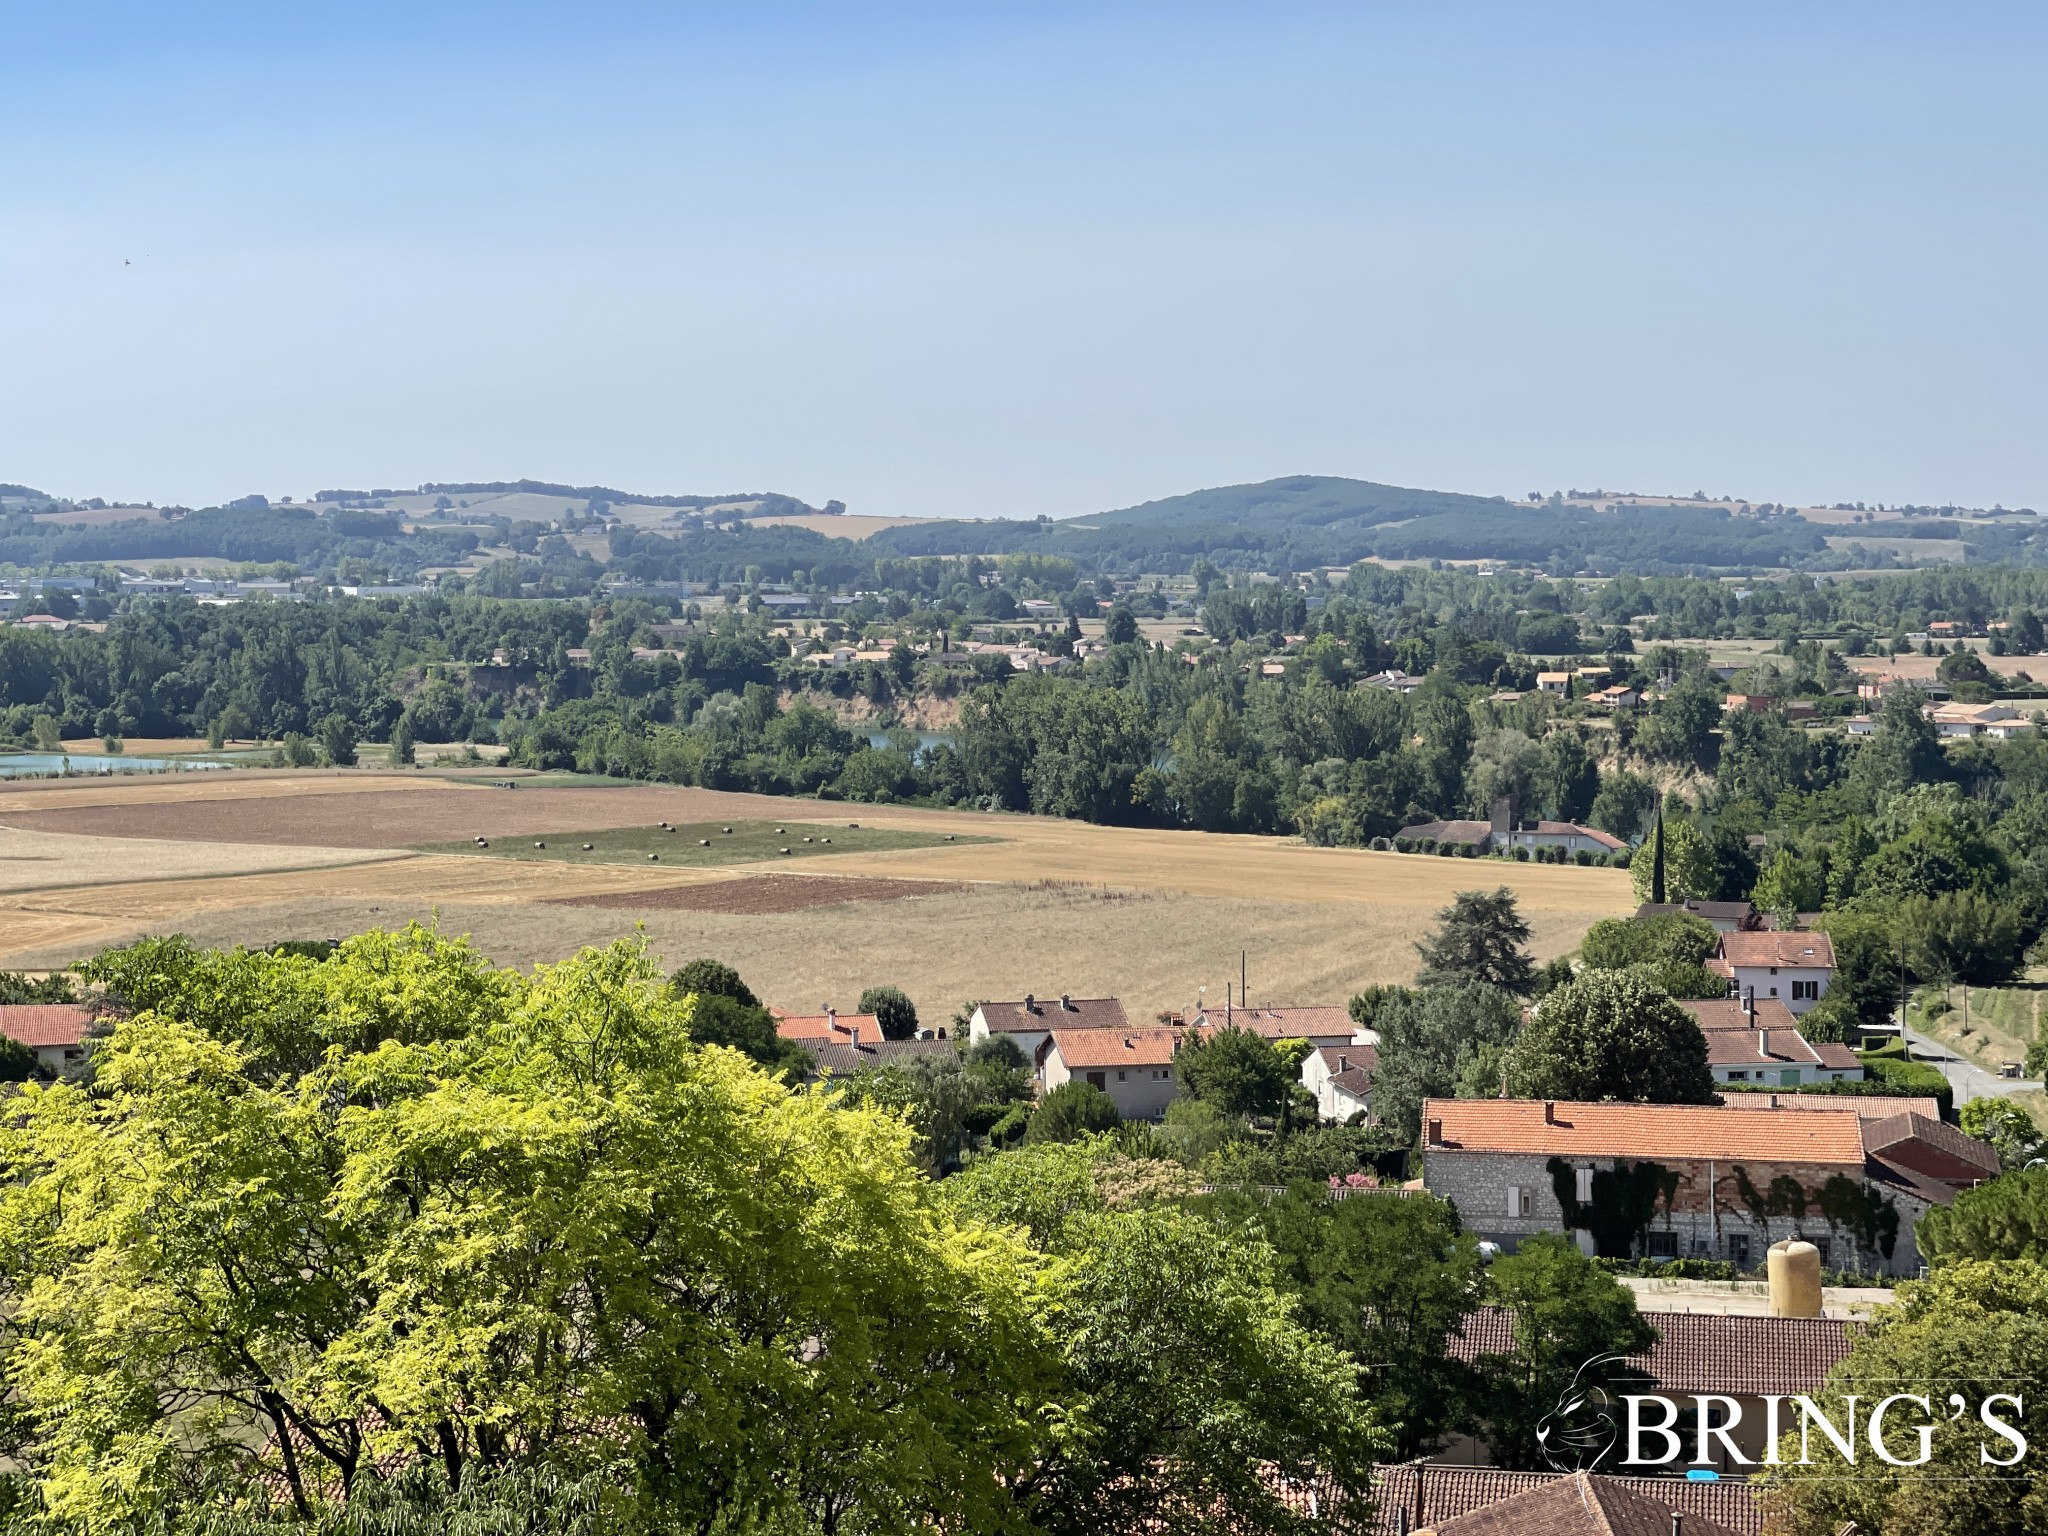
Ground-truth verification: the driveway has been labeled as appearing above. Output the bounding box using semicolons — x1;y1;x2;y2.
1901;1022;2043;1107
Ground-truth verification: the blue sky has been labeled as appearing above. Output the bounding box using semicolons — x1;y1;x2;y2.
2;2;2043;516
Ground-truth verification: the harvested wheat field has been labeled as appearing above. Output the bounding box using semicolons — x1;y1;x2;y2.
0;770;1635;1021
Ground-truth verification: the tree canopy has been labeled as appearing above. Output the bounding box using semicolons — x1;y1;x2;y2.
1499;969;1717;1105
1413;888;1538;996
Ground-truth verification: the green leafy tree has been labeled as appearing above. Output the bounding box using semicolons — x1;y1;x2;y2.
1368;984;1523;1142
1763;1260;2048;1535
1959;1099;2044;1173
1105;605;1140;644
858;984;919;1040
1466;1234;1656;1469
1576;911;1725;1000
281;730;317;767
1898;889;2028;988
1855;683;1946;795
1257;1189;1485;1459
1176;1025;1291;1121
1751;846;1824;923
1414;887;1538;996
668;956;759;1007
1499;969;1717;1104
1588;768;1656;842
388;711;416;766
948;1142;1389;1536
317;711;357;767
1535;729;1599;823
1628;817;1713;903
1028;1080;1121;1143
7;930;1047;1532
1920;1168;2048;1264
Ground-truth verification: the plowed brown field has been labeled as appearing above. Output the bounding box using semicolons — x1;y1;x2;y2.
0;770;1635;1023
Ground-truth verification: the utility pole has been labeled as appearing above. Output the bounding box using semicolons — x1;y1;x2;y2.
1241;950;1248;1012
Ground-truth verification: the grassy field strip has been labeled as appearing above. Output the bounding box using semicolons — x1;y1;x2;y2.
0;770;466;814
0;827;406;894
792;815;1634;913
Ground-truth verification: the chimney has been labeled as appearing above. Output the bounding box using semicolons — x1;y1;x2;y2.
1425;1117;1443;1145
1670;1514;1683;1536
1060;993;1074;1012
1338;1054;1350;1073
1744;987;1755;1022
1543;1100;1558;1125
847;1023;860;1046
826;1005;837;1033
1024;992;1036;1015
1759;1027;1771;1059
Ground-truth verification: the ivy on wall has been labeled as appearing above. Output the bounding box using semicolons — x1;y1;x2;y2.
1546;1157;1679;1258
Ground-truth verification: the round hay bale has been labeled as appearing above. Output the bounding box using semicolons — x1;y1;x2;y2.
648;853;659;862
534;841;545;849
779;847;791;856
699;839;710;846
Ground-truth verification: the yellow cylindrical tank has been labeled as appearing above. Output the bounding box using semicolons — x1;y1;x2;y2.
1768;1239;1823;1318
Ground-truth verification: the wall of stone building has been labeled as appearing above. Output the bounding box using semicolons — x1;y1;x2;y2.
1423;1149;1926;1275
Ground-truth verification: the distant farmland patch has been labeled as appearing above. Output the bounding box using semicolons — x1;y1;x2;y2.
417;819;990;867
553;872;968;913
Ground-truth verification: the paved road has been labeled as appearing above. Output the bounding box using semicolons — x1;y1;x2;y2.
1900;1022;2043;1107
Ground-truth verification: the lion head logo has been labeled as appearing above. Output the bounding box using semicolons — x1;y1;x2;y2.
1535;1354;1628;1474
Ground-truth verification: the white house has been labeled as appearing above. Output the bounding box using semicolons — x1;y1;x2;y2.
1037;1027;1186;1121
970;995;1130;1066
1677;997;1865;1088
1501;821;1627;857
0;1004;94;1075
1709;932;1835;1017
1301;1044;1376;1123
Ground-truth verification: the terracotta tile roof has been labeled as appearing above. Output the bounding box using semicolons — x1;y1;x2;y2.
1416;1471;1745;1536
1202;1005;1356;1038
0;1004;94;1048
1369;1465;1764;1536
1422;1098;1867;1166
1448;1307;1855;1397
1717;932;1835;970
1519;820;1627;851
1718;1092;1939;1120
1862;1112;2000;1185
1696;1025;1824;1068
773;1011;881;1042
1811;1041;1861;1070
978;996;1130;1033
1045;1026;1192;1069
1677;997;1798;1034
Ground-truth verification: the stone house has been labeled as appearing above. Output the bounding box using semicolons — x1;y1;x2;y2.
1418;1098;1995;1276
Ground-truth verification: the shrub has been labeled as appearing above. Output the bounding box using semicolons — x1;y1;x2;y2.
1512;846;1530;861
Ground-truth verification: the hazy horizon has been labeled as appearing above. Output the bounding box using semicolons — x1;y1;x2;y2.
5;3;2043;517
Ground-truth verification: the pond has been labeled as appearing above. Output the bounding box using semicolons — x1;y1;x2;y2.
0;753;231;778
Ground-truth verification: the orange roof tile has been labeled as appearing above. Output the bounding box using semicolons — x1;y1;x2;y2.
773;1011;880;1042
1046;1026;1194;1069
1717;931;1835;969
0;1004;94;1049
1421;1098;1867;1165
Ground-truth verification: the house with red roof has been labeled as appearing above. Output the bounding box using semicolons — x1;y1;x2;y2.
1418;1097;1995;1276
0;1004;96;1075
1036;1026;1193;1121
1676;996;1863;1087
1710;930;1835;1016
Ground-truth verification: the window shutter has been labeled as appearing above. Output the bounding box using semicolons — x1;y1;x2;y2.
1506;1184;1522;1218
1576;1167;1595;1204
